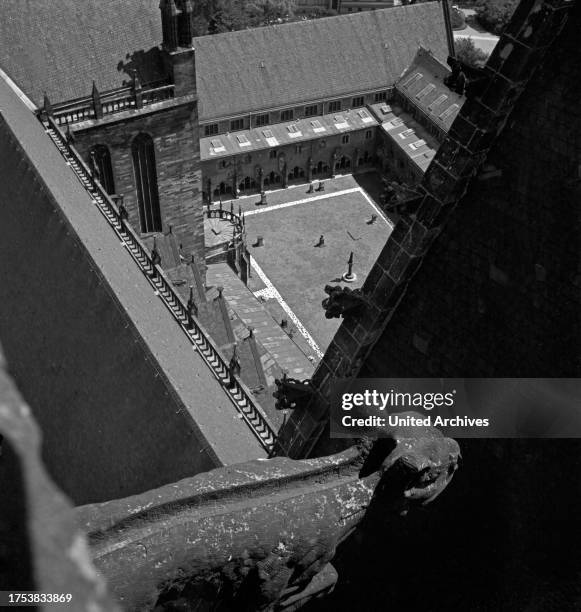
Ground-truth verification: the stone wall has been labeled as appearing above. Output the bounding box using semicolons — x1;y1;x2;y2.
203;127;377;199
0;107;223;505
73;98;206;275
275;0;578;457
362;1;581;379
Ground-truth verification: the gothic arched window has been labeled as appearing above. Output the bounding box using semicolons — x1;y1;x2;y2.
90;145;115;195
132;133;162;233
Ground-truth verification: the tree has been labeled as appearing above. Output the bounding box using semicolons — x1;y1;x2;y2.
455;37;490;68
451;6;466;30
246;0;297;25
475;0;519;35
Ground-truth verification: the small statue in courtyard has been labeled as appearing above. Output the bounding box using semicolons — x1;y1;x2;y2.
315;235;325;248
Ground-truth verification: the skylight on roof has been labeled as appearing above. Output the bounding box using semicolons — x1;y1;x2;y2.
428;94;448;112
415;84;436;100
334;115;349;129
380;104;392;115
384;117;404;130
402;73;423;88
311;119;326;133
236;134;250;147
438;103;460;121
286;124;302;138
357;109;373;123
262;129;279;147
398;128;415;139
210;138;226;153
409;139;427;150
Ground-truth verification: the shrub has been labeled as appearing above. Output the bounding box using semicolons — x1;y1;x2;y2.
455;37;490;67
475;0;518;34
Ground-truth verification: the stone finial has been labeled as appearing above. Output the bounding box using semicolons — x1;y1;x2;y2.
42;92;53;118
65;124;75;144
116;195;129;222
91;81;103;119
132;71;143;109
187;285;198;322
151;237;162;267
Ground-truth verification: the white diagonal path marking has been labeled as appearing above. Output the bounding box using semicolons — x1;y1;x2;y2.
250;257;324;359
243;188;361;216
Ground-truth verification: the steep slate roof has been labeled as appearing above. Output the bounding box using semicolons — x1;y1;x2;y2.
200;106;378;161
0;0;165;106
395;47;464;132
193;3;449;120
0;1;448;120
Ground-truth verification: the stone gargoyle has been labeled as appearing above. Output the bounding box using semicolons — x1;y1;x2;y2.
76;417;460;611
322;285;370;319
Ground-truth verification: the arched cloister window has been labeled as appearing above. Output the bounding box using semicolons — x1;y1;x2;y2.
132;133;162;233
90;145;115;195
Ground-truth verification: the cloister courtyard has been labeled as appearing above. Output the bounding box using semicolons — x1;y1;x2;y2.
210;173;393;359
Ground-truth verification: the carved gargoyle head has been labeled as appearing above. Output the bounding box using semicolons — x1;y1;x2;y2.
359;413;461;512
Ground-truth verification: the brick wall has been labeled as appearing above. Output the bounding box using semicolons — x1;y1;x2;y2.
73;99;205;275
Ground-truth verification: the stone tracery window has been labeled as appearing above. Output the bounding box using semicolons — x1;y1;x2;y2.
132;133;162;233
89;144;115;195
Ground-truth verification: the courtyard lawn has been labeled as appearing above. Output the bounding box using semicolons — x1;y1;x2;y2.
245;190;392;350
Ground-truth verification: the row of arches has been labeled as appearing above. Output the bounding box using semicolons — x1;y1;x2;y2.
210;154;373;199
88;134;162;234
94;139;375;224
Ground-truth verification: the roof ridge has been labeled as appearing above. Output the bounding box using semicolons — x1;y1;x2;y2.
193;2;443;44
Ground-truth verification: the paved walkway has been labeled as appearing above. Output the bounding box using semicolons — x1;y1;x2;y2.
206;263;316;380
454;9;500;56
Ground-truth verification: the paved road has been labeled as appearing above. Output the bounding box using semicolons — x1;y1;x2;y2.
454;8;500;56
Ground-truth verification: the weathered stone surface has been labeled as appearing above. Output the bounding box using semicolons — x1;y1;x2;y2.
76;418;460;610
0;343;119;610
